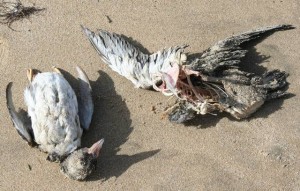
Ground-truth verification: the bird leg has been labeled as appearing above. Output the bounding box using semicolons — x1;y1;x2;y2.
26;68;39;82
52;66;62;74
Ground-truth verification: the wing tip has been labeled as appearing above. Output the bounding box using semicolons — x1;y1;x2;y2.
273;24;296;31
81;25;94;37
6;82;13;92
279;24;295;30
6;82;13;109
76;66;92;89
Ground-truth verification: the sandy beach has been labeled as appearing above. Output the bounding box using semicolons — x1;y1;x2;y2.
0;0;300;190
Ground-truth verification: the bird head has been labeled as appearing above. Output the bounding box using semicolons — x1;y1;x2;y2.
60;139;104;180
152;61;181;96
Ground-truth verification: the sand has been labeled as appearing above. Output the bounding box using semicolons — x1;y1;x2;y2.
0;0;300;190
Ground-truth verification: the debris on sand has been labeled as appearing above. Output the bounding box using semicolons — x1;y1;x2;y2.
0;0;45;30
105;15;112;23
27;164;32;171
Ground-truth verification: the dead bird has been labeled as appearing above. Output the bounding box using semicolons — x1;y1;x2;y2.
6;66;104;180
0;0;45;30
82;24;294;123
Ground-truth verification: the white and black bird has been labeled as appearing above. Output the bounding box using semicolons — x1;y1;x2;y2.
82;24;294;123
6;66;104;180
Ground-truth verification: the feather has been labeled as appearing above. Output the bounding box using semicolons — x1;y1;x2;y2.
82;26;187;89
188;24;295;73
76;66;94;130
6;82;35;145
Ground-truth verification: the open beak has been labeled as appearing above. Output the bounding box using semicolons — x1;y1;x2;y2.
88;139;104;158
152;62;180;96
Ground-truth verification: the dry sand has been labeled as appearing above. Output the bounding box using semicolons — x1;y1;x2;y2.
0;0;300;190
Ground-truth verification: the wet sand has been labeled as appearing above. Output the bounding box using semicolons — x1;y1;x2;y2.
0;0;300;190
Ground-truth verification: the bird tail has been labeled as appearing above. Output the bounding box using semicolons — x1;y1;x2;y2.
259;70;289;100
250;69;289;100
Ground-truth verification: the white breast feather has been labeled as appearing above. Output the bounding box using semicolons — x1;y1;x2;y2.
24;73;82;156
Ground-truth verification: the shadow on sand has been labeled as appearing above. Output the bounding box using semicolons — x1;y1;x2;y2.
60;69;159;181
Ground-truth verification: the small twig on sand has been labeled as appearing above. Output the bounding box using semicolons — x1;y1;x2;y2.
105;15;112;23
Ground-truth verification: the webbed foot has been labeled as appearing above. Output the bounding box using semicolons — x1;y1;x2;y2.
47;152;62;162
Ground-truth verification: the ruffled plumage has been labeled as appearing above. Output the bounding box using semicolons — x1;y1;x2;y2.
83;24;294;123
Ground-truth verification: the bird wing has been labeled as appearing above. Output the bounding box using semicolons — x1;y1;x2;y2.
188;24;294;73
6;82;35;146
76;66;94;130
82;26;187;89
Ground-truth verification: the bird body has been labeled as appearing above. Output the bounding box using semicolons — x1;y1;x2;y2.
83;24;293;123
24;72;82;159
6;66;103;180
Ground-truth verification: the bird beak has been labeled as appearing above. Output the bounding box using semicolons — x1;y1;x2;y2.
88;139;104;158
164;62;180;85
153;62;180;96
